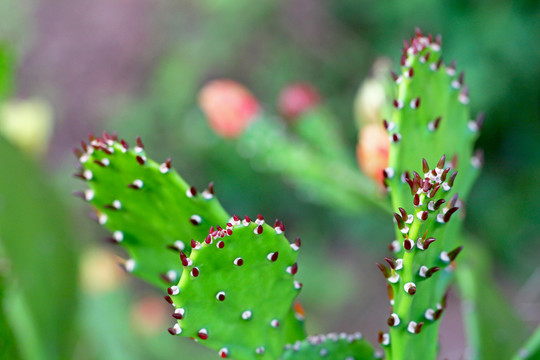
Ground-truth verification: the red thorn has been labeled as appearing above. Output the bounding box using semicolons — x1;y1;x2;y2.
426;267;440;278
376;263;391;279
164;295;173;305
424;237;437;249
443;207;459;223
255;225;263;234
136;136;144;149
422;158;429;173
385;257;397;270
448;246;463;261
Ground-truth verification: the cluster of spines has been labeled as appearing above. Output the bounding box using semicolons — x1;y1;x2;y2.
376;156;463;354
165;214;303;360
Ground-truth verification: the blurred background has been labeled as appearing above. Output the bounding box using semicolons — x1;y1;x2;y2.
0;0;539;359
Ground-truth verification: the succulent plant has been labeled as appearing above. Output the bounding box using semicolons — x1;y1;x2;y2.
375;28;483;360
74;29;540;360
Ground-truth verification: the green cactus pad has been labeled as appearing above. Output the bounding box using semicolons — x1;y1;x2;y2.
280;333;377;360
73;133;230;288
381;156;461;360
384;28;482;212
168;218;302;360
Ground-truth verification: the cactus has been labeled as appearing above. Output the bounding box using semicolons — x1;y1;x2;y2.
70;28;521;360
376;29;482;360
281;333;377;360
74;132;306;357
167;219;303;360
73;132;230;288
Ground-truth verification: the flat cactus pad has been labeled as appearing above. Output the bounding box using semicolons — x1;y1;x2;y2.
168;218;302;360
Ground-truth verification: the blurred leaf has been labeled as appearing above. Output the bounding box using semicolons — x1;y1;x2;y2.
0;43;15;101
0;265;21;360
0;136;79;359
456;240;528;360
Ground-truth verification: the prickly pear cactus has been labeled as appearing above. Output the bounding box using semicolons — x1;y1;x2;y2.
378;29;483;360
167;218;303;360
379;157;462;360
280;333;377;360
383;28;483;209
73;132;230;288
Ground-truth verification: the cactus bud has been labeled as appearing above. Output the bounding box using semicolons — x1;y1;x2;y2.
277;82;321;122
356;124;390;185
198;79;260;138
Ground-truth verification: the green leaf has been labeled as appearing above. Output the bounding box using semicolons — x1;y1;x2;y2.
0;136;79;359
